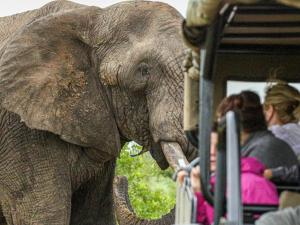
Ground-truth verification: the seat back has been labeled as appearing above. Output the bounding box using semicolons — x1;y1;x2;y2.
279;191;300;209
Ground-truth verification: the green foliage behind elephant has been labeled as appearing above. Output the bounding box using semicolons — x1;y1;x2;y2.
0;1;197;224
116;144;176;219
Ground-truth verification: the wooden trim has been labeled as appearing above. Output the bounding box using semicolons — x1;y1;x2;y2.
233;14;300;23
221;37;300;45
224;26;300;34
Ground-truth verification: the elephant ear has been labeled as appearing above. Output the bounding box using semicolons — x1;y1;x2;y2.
0;8;121;156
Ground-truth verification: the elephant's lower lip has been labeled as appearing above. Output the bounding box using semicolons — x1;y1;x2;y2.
160;141;188;170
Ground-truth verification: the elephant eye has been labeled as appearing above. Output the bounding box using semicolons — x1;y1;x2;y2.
138;63;150;77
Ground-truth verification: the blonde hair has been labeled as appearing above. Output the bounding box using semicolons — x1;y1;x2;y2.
264;80;300;123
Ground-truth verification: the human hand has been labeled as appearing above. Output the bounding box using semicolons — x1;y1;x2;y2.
264;169;273;179
210;153;216;172
177;170;188;185
177;166;201;193
210;132;218;173
191;166;201;192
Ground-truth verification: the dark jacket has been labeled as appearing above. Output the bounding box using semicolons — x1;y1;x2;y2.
271;164;300;184
242;130;298;169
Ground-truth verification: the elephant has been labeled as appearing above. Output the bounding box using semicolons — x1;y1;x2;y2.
0;1;197;225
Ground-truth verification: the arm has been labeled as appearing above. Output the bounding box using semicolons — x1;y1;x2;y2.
195;192;209;225
178;167;210;224
265;164;300;184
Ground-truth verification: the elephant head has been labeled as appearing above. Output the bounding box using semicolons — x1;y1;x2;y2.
0;0;196;170
94;2;198;169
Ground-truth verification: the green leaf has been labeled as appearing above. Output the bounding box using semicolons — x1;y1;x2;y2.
116;142;176;219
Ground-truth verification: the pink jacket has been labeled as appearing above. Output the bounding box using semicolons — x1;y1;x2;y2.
196;157;279;225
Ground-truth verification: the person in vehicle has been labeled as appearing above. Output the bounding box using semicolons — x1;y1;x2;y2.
178;157;278;225
217;90;298;168
255;164;300;225
263;81;300;157
210;122;218;172
177;91;298;224
255;205;300;225
258;82;300;225
214;91;298;225
257;82;300;225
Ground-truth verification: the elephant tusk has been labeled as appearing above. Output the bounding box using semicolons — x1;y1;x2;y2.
160;142;189;170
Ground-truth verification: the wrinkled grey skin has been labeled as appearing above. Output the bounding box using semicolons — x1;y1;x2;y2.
0;1;197;225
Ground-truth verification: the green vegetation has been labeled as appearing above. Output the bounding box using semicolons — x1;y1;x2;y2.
116;142;176;219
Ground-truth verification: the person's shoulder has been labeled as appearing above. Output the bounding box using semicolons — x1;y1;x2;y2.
243;130;294;157
256;131;295;157
271;123;300;135
262;130;290;146
252;131;281;148
283;123;300;136
243;131;274;153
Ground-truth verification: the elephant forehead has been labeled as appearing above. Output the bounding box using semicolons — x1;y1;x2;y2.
102;1;182;37
126;12;153;34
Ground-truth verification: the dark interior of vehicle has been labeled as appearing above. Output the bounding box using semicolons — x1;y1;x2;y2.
185;2;300;225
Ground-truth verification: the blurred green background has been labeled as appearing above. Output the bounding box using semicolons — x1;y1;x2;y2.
116;142;176;219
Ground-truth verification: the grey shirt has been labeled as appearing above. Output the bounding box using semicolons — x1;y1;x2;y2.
256;205;300;225
270;123;300;157
242;130;298;169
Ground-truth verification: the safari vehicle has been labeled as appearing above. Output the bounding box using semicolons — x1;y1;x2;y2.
177;0;300;225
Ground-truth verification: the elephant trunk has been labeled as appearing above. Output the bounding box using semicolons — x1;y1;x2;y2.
113;176;175;225
0;208;5;225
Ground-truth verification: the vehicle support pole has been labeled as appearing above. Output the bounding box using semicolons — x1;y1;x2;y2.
214;118;227;224
199;48;214;206
226;111;242;225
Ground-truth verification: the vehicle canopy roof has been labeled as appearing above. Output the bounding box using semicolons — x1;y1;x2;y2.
188;1;300;107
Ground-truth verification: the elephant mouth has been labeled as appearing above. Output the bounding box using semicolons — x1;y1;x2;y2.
149;141;190;170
